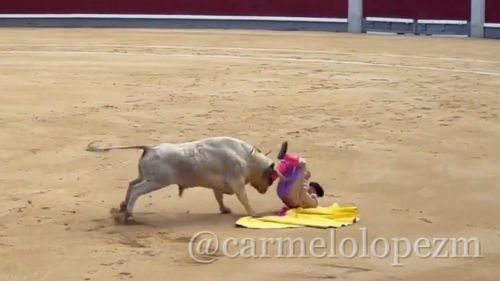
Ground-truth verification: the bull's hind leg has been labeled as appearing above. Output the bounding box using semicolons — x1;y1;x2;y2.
122;180;165;220
121;163;145;212
120;177;143;212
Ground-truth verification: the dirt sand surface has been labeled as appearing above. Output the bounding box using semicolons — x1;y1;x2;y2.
0;28;499;281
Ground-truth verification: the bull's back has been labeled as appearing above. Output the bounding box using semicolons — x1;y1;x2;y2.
191;137;249;169
147;137;250;185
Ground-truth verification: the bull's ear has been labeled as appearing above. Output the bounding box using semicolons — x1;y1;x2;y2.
277;141;288;160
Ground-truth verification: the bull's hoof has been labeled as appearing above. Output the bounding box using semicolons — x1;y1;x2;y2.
115;212;131;225
220;207;232;214
110;207;131;225
178;185;185;197
120;201;127;212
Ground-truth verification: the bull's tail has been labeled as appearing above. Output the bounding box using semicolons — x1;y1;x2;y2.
86;140;150;153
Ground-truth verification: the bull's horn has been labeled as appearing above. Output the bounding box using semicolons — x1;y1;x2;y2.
277;141;288;159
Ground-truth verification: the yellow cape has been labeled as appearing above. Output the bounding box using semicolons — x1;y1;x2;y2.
235;203;360;229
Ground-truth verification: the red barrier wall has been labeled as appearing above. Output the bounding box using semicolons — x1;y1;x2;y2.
2;0;499;24
365;0;470;20
486;0;500;23
0;0;347;18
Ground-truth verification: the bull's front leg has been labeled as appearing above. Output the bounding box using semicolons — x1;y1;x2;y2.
232;182;257;217
212;189;231;214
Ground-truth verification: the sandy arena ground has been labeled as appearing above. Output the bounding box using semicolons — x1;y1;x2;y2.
0;28;499;281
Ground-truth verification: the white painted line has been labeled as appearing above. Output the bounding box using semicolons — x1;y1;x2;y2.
172;53;500;76
0;49;499;76
366;17;414;23
430;34;468;38
417;19;468;25
0;13;348;22
484;23;500;28
1;43;499;64
366;31;399;36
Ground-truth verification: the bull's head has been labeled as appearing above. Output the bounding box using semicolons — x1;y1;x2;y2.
249;141;289;193
249;146;276;194
251;162;275;194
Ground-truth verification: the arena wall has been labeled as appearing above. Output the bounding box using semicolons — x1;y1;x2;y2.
486;0;500;23
364;0;471;21
0;0;499;37
0;0;348;18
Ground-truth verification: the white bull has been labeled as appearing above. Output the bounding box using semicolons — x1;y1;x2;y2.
87;136;282;222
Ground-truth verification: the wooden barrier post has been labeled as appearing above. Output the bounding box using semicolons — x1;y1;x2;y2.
348;0;363;33
470;0;485;37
